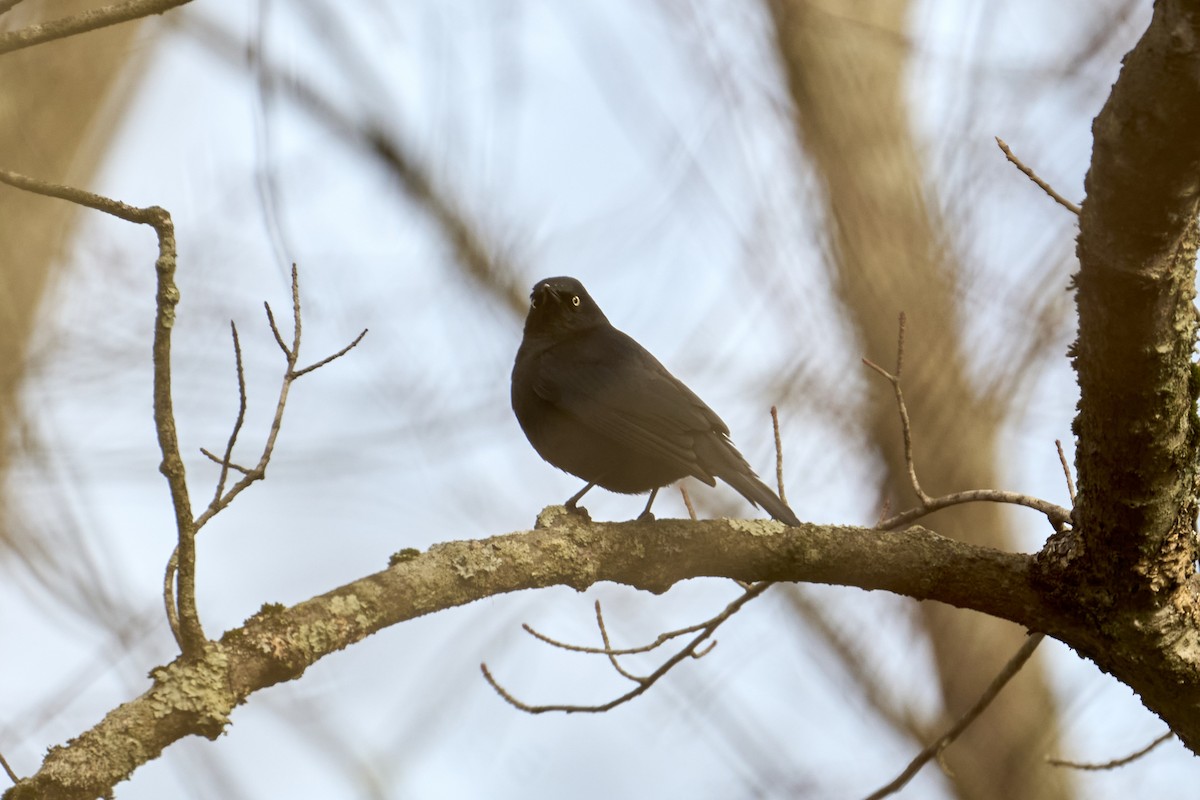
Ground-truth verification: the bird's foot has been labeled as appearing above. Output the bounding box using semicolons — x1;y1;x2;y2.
636;510;656;522
564;502;592;522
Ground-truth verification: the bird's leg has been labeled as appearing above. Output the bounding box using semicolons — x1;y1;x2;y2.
636;488;660;522
564;482;595;521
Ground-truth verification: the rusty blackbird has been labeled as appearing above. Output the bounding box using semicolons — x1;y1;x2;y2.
511;276;800;525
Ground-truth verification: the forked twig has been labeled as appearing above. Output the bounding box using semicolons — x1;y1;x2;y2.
866;633;1045;799
162;266;367;645
1047;730;1173;771
863;319;930;507
878;489;1070;531
865;315;1070;530
295;330;369;378
0;170;369;654
593;600;717;678
995;137;1081;216
522;601;710;659
857;314;1063;796
594;603;650;682
0;168;209;656
482;582;771;713
192;265;367;531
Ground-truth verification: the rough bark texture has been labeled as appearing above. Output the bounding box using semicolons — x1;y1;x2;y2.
3;510;1060;800
764;1;1072;797
1035;0;1200;751
1068;0;1200;599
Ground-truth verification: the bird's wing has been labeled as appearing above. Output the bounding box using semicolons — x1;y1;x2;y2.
531;328;728;482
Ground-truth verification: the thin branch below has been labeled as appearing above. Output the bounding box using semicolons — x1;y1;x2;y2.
865;633;1045;799
1047;730;1173;771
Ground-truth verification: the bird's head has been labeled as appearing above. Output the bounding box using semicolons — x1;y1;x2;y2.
522;276;610;338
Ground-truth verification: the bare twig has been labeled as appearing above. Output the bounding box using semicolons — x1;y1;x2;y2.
679;484;697;520
868;316;931;503
293;328;369;378
212;321;248;506
482;582;771;713
878;489;1070;531
0;168;163;224
858;325;1060;790
866;633;1045;799
1056;439;1076;504
771;405;788;504
995;137;1081;216
1047;730;1173;770
523;602;710;658
874;496;892;528
0;171;367;657
264;300;289;354
190;265;367;533
162;550;180;647
0;167;205;656
199;448;252;475
863;316;1069;531
143;199;202;655
167;269;365;641
0;749;17;784
594;602;651;682
0;0;194;55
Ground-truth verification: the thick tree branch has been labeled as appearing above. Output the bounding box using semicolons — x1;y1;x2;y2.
1023;0;1200;760
1053;0;1200;602
4;511;1054;800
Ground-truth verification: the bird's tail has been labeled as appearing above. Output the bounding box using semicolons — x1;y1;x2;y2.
719;468;802;527
695;435;801;526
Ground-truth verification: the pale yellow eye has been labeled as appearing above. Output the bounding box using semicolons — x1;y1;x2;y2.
571;295;580;307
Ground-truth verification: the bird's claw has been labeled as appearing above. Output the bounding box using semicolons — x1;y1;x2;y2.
564;503;592;522
636;510;656;522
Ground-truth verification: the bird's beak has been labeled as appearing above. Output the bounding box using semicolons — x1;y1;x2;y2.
531;282;559;307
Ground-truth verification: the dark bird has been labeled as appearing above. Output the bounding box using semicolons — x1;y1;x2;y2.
511;276;800;526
